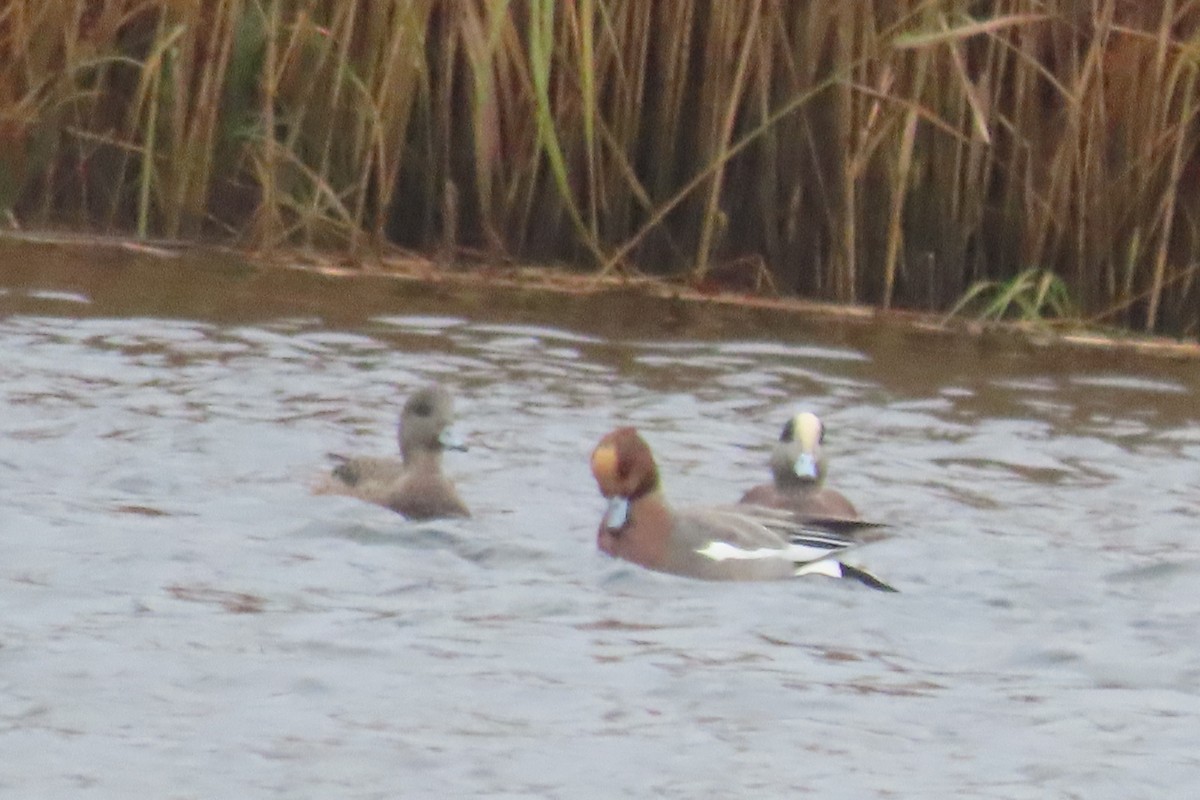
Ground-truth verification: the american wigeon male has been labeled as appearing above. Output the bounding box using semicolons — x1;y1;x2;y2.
590;427;894;589
739;412;858;519
318;384;470;520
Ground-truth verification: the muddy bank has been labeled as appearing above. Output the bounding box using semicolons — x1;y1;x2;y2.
3;229;1198;362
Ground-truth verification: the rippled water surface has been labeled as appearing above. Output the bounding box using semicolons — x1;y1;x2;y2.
2;243;1199;797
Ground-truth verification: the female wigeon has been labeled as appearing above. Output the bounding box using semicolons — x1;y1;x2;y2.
590;427;894;589
318;384;470;520
739;412;859;519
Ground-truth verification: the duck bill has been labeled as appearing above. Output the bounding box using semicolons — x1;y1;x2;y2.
602;496;630;531
437;428;467;451
792;452;818;480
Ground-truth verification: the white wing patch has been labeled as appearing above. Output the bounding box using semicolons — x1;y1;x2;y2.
697;541;847;564
697;542;788;562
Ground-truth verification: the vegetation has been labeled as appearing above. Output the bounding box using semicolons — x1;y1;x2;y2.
0;1;1198;336
945;268;1075;325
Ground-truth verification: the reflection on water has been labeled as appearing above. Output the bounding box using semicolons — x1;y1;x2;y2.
1;242;1199;797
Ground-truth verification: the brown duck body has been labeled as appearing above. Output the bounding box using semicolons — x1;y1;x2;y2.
326;450;468;520
740;412;859;521
317;384;469;520
739;483;858;519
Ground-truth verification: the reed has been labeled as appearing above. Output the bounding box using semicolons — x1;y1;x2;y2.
1;1;1198;336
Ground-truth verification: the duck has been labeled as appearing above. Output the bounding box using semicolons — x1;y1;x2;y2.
589;427;894;589
317;384;470;520
739;412;859;519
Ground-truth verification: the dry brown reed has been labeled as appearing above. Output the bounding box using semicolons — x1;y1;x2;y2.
1;1;1199;335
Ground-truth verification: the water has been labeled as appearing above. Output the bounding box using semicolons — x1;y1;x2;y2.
1;242;1199;797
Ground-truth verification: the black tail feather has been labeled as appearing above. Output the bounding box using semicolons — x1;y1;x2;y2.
838;562;899;593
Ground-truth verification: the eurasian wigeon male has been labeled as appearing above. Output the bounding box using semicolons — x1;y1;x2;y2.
739;412;859;519
318;384;470;520
590;427;894;589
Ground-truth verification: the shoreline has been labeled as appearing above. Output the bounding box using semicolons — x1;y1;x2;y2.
5;227;1200;361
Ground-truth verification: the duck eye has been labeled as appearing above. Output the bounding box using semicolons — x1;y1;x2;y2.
411;400;433;416
780;419;795;442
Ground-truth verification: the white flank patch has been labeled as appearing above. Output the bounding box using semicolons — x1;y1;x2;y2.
794;559;843;579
